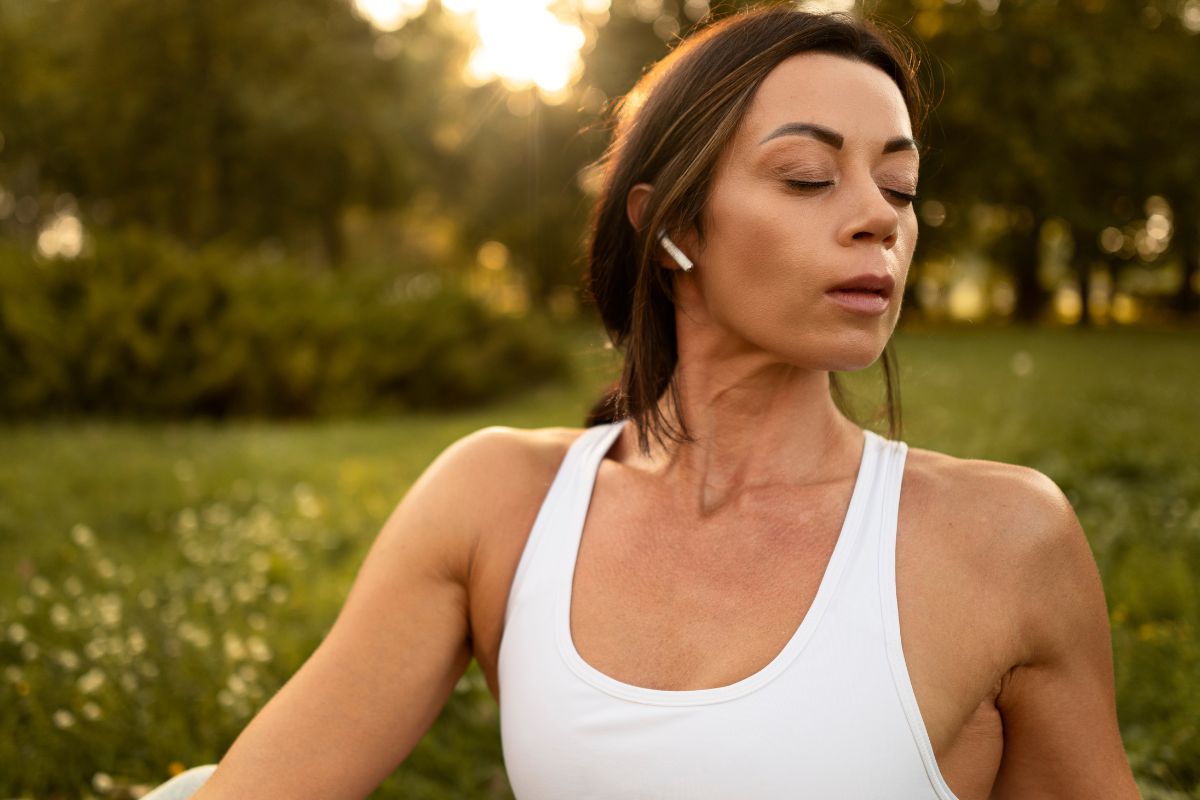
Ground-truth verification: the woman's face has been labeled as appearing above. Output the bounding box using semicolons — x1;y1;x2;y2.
674;52;919;372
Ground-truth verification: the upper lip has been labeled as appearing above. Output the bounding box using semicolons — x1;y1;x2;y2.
827;272;895;298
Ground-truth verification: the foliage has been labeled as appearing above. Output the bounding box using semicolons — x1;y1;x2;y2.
0;230;570;419
867;0;1200;321
0;0;406;263
0;326;1197;797
3;0;1196;321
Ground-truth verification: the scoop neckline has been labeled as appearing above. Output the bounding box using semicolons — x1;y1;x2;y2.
554;419;881;707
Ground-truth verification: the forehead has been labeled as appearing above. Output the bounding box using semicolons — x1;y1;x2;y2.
736;52;913;151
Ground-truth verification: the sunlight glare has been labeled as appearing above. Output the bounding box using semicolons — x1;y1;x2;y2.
455;0;586;93
37;211;84;259
1184;0;1200;32
947;278;986;320
795;0;855;12
357;1;592;96
353;0;428;32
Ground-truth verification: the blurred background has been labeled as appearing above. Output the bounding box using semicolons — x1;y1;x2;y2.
0;0;1197;797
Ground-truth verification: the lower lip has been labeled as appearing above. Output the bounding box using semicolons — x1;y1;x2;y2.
825;289;890;315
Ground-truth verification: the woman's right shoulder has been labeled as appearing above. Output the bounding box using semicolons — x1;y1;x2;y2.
408;425;589;542
434;424;588;487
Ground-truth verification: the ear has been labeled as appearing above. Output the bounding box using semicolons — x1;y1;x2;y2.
626;183;654;232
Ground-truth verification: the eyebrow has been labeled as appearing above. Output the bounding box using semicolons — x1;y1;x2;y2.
759;122;919;154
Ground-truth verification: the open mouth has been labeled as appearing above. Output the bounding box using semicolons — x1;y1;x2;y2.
825;287;891;314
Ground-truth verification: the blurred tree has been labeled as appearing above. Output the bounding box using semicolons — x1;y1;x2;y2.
402;2;678;305
1135;1;1200;319
870;0;1199;324
1;0;1196;319
0;0;408;266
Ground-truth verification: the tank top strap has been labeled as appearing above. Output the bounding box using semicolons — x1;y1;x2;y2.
503;420;627;629
873;434;955;799
874;431;910;651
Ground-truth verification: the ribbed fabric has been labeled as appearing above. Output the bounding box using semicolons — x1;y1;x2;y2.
499;419;959;799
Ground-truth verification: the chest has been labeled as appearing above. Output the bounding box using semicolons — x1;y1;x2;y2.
472;463;1014;799
564;482;858;691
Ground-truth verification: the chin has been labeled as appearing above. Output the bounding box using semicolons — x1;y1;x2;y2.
819;341;888;373
746;323;890;373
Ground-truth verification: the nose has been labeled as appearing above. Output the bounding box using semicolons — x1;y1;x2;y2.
837;175;901;249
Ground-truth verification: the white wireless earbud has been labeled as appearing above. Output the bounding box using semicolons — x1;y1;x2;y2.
657;228;694;272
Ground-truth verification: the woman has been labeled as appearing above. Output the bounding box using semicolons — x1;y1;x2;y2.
177;5;1140;799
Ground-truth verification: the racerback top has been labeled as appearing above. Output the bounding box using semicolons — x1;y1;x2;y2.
498;419;959;799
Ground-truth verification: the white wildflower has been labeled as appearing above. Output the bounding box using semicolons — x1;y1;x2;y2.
246;635;272;663
223;631;246;662
92;771;114;792
85;638;106;660
177;507;198;532
78;668;106;694
71;523;97;549
50;603;73;630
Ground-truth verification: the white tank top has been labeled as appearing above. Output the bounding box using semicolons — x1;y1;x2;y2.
498;419;959;799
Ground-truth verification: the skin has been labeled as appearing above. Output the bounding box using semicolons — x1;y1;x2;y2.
191;53;1141;800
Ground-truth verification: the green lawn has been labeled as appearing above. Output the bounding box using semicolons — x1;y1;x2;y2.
1;324;1197;798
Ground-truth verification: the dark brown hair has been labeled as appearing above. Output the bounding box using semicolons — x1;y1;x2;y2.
582;2;932;456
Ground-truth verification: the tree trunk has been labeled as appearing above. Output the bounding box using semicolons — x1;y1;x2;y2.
1006;221;1045;323
320;210;345;269
1074;257;1092;327
1170;216;1199;319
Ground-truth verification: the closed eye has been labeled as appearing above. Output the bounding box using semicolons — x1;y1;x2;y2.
785;180;834;192
785;180;918;207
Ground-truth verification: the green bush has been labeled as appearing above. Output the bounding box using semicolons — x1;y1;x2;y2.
0;231;569;418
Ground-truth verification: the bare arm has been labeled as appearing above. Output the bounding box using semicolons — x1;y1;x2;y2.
192;428;511;800
989;471;1140;799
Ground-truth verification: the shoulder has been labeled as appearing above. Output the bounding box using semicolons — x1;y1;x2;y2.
430;424;584;479
417;423;588;516
408;425;590;574
901;443;1072;534
440;424;590;491
903;444;1102;664
412;425;597;664
900;453;1137;795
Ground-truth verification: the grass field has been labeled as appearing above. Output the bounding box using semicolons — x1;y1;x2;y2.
2;324;1197;798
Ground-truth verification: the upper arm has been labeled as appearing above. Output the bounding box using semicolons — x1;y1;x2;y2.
192;426;521;800
989;469;1139;799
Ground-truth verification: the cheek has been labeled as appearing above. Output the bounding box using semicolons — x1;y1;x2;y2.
699;182;824;327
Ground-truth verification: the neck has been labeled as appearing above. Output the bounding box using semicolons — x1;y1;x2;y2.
620;355;863;517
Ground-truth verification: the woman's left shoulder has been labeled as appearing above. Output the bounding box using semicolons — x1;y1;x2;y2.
903;443;1070;512
899;443;1084;564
